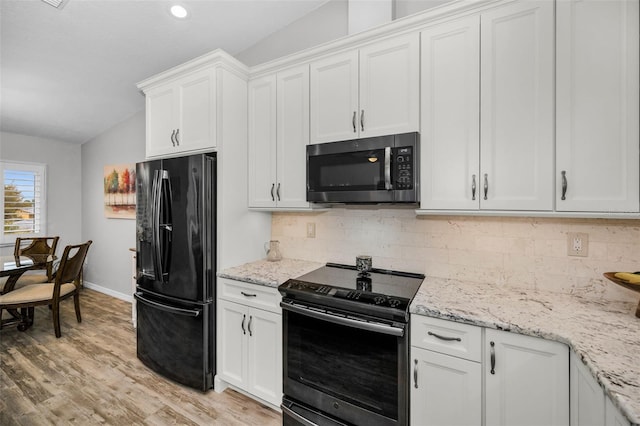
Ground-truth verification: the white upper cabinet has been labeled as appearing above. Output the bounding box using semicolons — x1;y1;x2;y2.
248;65;311;209
358;33;420;138
556;0;640;213
310;51;359;143
276;65;311;208
144;68;217;159
420;16;480;210
420;1;554;211
480;1;554;211
247;75;277;208
310;33;419;144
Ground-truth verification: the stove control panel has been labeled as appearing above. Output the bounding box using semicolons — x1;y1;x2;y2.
281;279;409;311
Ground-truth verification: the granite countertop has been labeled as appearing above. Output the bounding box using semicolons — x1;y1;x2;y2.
410;277;640;425
218;258;324;288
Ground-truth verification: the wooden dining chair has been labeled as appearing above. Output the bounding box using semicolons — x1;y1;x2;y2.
0;240;92;338
13;236;60;285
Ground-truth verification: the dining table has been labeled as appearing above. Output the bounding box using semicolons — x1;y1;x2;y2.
1;254;56;331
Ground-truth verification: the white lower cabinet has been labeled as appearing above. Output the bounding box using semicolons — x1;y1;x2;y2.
411;316;569;426
216;279;282;407
606;396;632;426
570;350;605;425
570;351;631;426
411;348;481;426
411;316;482;426
485;328;569;426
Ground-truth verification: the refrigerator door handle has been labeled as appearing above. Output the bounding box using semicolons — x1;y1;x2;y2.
158;169;173;282
134;293;201;317
152;169;172;283
151;170;162;282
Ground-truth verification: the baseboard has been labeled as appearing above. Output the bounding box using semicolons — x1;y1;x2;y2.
83;281;132;303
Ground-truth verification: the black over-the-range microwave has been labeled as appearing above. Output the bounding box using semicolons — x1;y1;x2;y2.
306;132;419;204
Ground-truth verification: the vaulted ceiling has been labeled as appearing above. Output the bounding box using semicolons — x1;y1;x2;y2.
0;0;330;145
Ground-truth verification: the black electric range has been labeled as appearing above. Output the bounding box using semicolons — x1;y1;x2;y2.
278;262;425;323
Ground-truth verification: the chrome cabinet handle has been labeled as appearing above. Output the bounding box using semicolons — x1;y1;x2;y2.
414;359;418;388
270;183;275;201
174;128;180;146
241;292;257;298
561;171;567;200
276;183;281;201
484;174;489;200
360;110;365;131
472;174;477;200
248;315;253;337
170;129;176;146
241;314;246;335
490;341;496;374
352;111;357;132
428;331;462;342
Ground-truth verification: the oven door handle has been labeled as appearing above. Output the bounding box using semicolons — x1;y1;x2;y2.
281;302;405;337
281;405;319;426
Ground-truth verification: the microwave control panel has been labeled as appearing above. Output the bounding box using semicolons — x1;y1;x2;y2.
393;147;414;190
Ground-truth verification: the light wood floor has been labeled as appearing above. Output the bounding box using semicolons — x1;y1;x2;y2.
0;289;282;425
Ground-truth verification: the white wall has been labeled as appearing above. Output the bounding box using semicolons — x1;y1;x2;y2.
0;131;82;255
395;0;456;18
235;0;456;67
81;111;145;300
235;0;348;66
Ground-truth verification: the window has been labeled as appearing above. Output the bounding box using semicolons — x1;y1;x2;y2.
1;161;47;245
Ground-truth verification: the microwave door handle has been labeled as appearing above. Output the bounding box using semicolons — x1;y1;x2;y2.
384;147;392;190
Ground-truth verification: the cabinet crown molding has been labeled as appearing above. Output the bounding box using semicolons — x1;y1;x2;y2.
248;0;503;78
137;48;249;93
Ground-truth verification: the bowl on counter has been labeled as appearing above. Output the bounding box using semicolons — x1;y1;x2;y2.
603;272;640;318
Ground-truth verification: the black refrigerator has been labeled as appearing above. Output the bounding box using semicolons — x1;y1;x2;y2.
134;152;216;391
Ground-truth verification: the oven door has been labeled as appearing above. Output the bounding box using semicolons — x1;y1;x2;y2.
281;301;408;426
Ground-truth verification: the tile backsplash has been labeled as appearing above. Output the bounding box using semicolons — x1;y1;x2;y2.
272;208;640;302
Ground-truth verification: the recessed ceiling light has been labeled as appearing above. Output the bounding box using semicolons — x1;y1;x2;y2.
170;5;188;19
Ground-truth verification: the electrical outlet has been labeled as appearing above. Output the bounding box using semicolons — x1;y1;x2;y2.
306;222;316;238
567;232;589;257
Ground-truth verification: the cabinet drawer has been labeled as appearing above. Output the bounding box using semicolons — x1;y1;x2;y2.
411;315;482;362
217;278;281;313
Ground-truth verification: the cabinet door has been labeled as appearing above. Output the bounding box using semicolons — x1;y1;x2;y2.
420;17;480;210
248;75;277;208
217;300;247;388
176;68;217;153
556;0;639;212
485;329;569;426
276;65;310;208
480;1;554;211
310;50;359;143
570;351;605;426
246;308;282;406
606;396;631;426
145;85;175;158
359;33;419;138
411;346;481;426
